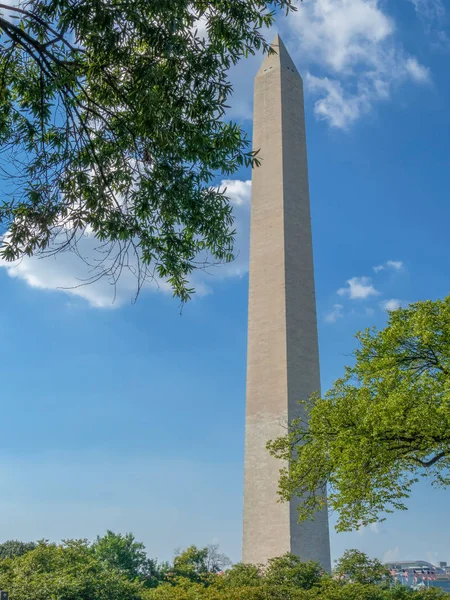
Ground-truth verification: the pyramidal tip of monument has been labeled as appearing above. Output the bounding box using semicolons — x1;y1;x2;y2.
256;34;301;79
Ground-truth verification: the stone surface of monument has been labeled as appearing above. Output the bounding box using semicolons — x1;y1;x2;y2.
242;35;331;569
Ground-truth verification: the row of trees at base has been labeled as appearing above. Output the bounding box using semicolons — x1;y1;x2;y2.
0;535;445;600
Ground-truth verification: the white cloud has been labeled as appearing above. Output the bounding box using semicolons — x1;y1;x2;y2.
433;29;450;50
357;521;381;535
337;276;379;300
0;241;156;309
306;74;372;129
383;547;400;563
192;13;209;40
210;179;251;279
325;303;344;323
374;259;403;272
386;260;403;270
407;1;450;50
204;0;433;128
222;179;251;207
281;0;431;128
381;298;402;311
330;259;405;318
405;57;431;83
0;180;251;309
408;0;445;22
288;0;395;74
0;2;24;20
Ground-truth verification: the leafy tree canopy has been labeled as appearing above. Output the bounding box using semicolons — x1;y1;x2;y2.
334;550;391;586
0;0;295;302
92;530;166;588
211;554;322;595
220;563;261;588
0;540;447;600
170;544;231;583
267;296;450;531
263;554;323;590
0;539;148;600
0;540;36;560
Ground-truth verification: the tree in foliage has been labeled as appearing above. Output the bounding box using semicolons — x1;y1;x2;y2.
203;544;232;574
92;530;165;588
0;0;296;302
171;544;230;583
0;540;36;560
165;552;321;597
267;296;450;531
263;554;323;590
0;539;148;600
334;550;391;586
220;563;261;588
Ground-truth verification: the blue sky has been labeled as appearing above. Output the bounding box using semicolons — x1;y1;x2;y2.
0;0;449;568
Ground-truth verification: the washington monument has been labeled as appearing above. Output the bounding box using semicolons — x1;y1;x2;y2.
242;35;331;569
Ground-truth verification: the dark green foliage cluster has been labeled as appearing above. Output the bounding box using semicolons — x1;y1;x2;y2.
92;530;167;588
0;533;169;597
0;540;36;560
334;550;391;586
169;544;231;583
0;538;446;600
0;0;296;301
0;534;229;598
0;539;148;600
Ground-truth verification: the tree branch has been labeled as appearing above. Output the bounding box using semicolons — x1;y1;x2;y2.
410;452;448;468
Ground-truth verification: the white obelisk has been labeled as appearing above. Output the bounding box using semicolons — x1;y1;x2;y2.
242;35;331;569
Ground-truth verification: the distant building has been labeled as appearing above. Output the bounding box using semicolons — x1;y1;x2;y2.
385;560;442;572
385;560;450;593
